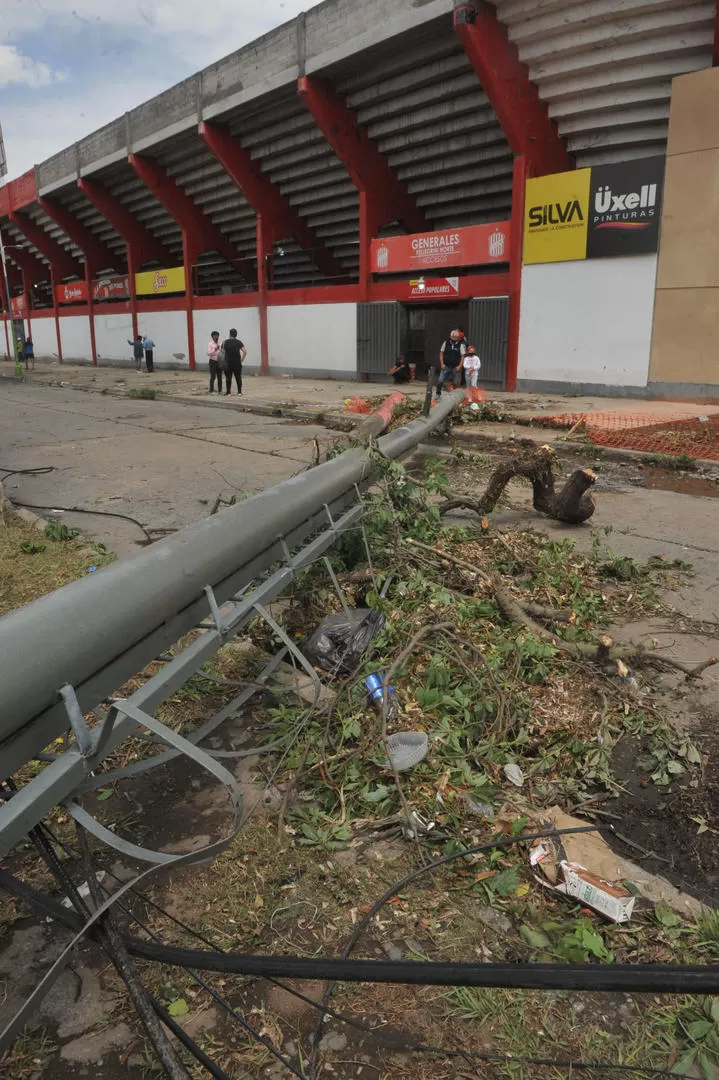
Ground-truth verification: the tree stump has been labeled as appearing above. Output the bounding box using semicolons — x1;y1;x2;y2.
439;445;597;525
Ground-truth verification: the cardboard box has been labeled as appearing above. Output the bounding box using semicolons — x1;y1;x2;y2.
551;860;635;923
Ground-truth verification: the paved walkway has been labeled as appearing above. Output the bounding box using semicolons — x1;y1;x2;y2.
3;359;719;423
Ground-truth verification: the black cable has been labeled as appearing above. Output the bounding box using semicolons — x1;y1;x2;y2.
0;465;56;478
10;829;307;1080
8;500;156;542
8;824;718;995
0;867;685;1080
121;940;719;993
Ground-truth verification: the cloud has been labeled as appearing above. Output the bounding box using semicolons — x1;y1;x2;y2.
0;1;323;177
0;44;62;88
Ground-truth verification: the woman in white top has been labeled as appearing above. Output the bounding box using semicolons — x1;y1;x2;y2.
207;331;224;394
463;345;481;388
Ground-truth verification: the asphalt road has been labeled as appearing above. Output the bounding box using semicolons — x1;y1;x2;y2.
0;383;333;556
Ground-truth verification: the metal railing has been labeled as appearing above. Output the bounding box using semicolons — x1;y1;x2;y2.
0;390;462;861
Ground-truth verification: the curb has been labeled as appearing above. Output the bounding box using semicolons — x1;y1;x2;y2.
1;372;356;431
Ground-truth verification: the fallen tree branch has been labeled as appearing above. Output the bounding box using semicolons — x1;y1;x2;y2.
403;537;717;682
439;445;597;525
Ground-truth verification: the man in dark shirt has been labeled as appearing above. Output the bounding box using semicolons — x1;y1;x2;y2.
388;355;411;384
223;329;247;396
436;328;466;397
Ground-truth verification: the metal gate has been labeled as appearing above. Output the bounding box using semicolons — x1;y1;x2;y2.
357;301;401;376
468;296;509;390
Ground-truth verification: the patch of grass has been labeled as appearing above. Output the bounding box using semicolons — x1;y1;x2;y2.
642;452;696;471
0;1027;56;1080
44;519;80;542
0;511;115;615
129;385;157;399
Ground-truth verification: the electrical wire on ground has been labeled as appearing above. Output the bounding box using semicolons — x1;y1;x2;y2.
1;822;712;1080
0;860;689;1080
7;500;162;544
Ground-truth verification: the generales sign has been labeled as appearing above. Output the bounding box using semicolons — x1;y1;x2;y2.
371;222;510;274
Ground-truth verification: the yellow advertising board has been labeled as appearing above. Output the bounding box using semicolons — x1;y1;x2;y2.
135;266;186;296
523;168;591;265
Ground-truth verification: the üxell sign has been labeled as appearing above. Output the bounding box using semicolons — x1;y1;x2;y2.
587;156;665;258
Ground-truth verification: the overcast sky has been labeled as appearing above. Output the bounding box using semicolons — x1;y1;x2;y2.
0;0;323;180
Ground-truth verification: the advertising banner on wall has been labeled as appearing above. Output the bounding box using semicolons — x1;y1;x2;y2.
407;277;459;298
371;222;510;274
524;156;665;265
55;281;88;304
135;266;186;296
523;168;591;265
93;274;130;301
10;293;27;317
586;156;665;258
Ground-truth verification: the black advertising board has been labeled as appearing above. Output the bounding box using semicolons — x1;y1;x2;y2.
586;156;665;259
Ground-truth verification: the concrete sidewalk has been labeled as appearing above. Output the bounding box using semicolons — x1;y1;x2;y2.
2;358;719;424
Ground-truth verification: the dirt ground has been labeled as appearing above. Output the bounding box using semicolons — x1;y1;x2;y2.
2;422;719;1080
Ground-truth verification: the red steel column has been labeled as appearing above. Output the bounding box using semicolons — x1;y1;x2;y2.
506;155;526;393
38;198;121;367
199;121;348;285
298;76;428;298
128;154;256;371
453;4;571;178
78;178;175;344
256;216;271;375
0;274;11;361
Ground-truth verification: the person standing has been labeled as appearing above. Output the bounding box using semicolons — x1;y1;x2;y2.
128;334;144;372
23;337;34;370
436;328;466;397
207;331;224;394
463;345;481;389
142;334;155;373
223;329;246;396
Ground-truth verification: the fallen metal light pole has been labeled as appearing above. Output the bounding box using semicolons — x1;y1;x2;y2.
0;389;462;860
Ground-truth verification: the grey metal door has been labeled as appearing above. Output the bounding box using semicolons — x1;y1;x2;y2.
468;297;509;390
357;302;401;377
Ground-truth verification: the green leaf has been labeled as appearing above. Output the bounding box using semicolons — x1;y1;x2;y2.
362;784;391;804
672;1048;698;1075
687;1019;714;1041
667;760;685;776
168;998;189;1017
655;903;683;928
519;925;551;950
488;868;520;898
687;744;703;765
709;999;719;1025
699;1051;719;1080
96;789;113;801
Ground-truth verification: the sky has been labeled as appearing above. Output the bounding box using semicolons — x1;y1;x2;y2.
0;0;323;180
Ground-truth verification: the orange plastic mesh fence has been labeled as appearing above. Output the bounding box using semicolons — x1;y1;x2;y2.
535;411;719;461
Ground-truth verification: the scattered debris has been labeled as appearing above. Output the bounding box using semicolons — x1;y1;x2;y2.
503;763;525;788
306;608;385;674
380;731;429;772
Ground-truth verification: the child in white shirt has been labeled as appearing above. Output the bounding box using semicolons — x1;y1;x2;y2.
463;346;481;388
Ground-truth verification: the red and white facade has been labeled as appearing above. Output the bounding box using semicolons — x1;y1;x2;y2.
1;0;716;392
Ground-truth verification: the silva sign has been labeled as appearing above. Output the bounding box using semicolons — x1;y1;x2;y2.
371;222;510;274
524;156;665;264
523;168;591;264
135;266;186;296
